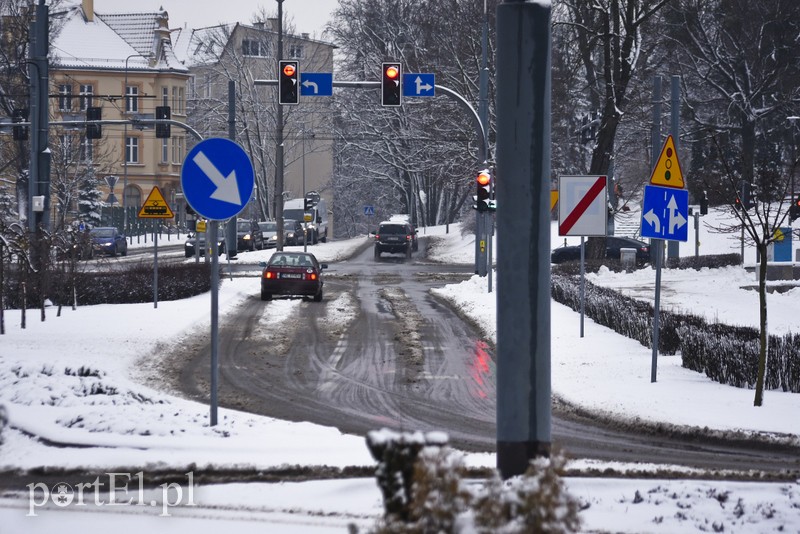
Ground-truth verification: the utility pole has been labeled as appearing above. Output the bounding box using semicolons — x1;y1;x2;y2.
495;0;552;479
28;0;50;235
275;0;285;250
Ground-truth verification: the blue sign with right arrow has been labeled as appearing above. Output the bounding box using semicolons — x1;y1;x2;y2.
403;73;435;97
641;185;689;242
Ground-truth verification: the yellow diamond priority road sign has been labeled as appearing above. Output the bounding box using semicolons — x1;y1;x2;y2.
649;134;684;189
138;186;175;219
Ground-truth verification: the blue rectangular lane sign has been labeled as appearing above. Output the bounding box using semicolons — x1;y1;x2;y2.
300;72;333;96
641;185;689;242
403;73;435;97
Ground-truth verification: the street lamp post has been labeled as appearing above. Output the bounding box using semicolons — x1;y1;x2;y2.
789;116;799;203
122;53;139;235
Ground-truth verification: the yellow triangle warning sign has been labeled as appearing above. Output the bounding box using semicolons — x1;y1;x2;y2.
649;134;685;188
137;186;175;219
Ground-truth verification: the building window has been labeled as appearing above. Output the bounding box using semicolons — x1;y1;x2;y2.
79;84;93;111
242;39;269;57
171;136;184;164
162;86;169;106
161;138;169;163
125;136;139;163
288;44;304;58
58;84;73;111
80;137;93;162
124;185;141;210
125;85;139;113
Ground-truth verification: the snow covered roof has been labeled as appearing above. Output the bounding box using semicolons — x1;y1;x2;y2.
50;3;187;73
171;24;236;68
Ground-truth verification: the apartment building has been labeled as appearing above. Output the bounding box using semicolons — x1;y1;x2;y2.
49;0;190;229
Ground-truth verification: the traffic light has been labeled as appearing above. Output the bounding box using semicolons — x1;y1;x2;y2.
304;198;312;211
155;106;171;138
790;197;800;222
739;180;753;211
12;108;28;141
381;62;402;107
86;106;102;139
279;60;299;105
474;170;492;212
699;190;708;215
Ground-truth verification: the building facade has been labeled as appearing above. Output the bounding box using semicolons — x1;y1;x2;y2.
50;0;190;230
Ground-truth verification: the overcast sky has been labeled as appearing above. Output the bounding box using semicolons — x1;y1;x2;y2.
92;0;337;38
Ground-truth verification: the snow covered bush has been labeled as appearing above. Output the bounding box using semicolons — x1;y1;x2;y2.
364;430;581;533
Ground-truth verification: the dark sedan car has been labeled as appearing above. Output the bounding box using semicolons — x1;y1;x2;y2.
259;251;327;302
283;218;306;246
89;227;127;257
236;219;263;251
550;236;650;264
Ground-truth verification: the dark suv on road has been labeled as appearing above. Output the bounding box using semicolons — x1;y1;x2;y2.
374;222;415;259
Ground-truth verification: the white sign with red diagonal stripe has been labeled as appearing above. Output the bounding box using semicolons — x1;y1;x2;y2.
558;175;608;236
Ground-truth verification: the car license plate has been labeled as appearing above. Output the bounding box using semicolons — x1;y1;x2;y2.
387;236;400;241
281;273;302;279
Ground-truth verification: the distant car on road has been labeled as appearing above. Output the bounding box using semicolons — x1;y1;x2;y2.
236;219;262;251
89;227;127;257
258;220;279;249
374;221;415;259
259;251;327;302
550;236;650;265
184;234;226;257
283;218;306;246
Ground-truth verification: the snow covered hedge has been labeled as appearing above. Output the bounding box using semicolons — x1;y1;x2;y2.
551;274;800;393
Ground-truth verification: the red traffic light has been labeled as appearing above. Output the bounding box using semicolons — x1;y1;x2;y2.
385;65;399;80
283;63;296;77
477;171;491;186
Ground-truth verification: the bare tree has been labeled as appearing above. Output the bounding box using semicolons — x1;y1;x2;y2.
667;0;800;406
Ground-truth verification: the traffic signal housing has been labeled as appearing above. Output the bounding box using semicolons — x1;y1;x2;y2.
86;106;102;139
304;197;313;211
699;190;708;215
12;108;28;141
381;62;402;107
790;197;800;222
474;170;492;212
279;60;299;105
155;106;171;138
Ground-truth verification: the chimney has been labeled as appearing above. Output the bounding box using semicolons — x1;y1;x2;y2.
83;0;94;22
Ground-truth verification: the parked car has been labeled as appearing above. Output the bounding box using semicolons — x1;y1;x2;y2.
550;236;650;264
374;221;416;259
184;233;226;257
283;218;306;246
89;227;127;257
258;220;279;248
259;251;327;302
236;218;262;251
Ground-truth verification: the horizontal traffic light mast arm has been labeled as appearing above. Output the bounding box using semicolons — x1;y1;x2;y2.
41;118;203;141
254;79;488;163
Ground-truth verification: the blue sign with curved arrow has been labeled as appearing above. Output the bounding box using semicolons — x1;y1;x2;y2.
181;138;255;221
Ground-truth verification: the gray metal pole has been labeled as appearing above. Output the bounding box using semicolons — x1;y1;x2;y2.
153;229;158;308
667;76;681;260
495;0;552;479
209;220;219;426
275;0;285;250
227;80;238;261
580;236;585;338
477;0;490;278
651;76;663;383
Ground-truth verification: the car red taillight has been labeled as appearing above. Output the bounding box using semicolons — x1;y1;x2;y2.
264;271;276;279
406;235;411;241
308;272;317;281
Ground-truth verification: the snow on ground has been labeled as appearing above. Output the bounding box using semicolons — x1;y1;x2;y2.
1;216;799;533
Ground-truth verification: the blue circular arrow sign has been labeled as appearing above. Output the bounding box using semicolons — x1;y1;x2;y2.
180;138;255;221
